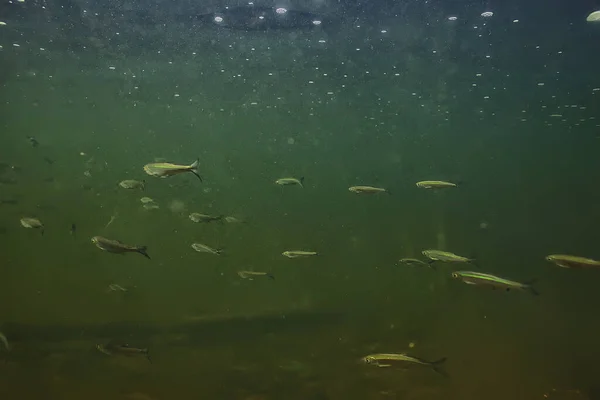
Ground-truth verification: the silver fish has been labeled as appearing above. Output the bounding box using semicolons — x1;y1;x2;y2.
119;179;146;190
422;249;475;265
143;159;201;181
191;243;222;255
415;180;457;189
20;217;44;235
237;270;275;280
0;331;10;352
451;271;538;295
282;250;318;258
189;213;224;223
275;177;304;187
91;236;150;259
362;353;447;376
97;343;151;363
348;185;389;194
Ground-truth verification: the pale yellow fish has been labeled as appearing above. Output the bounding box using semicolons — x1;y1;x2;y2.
586;10;600;22
415;180;457;189
143;159;201;181
237;270;275;280
0;22;6;26
422;249;474;263
275;177;304;187
20;217;44;235
546;254;600;269
140;197;155;204
348;185;389;194
119;179;145;190
282;250;318;258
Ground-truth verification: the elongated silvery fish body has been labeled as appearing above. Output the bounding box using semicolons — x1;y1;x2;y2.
238;270;275;280
348;185;389;194
275;177;304;187
282;250;318;258
422;250;473;263
191;243;222;255
143;159;202;181
189;213;225;223
545;254;600;269
91;236;150;259
362;353;448;376
451;271;539;295
416;180;457;189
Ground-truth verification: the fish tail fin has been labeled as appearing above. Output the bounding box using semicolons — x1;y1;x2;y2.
524;279;539;296
144;349;152;363
216;248;224;255
469;259;480;268
431;357;449;377
189;159;202;181
137;246;151;259
299;177;305;187
141;180;146;191
267;273;275;280
41;227;45;236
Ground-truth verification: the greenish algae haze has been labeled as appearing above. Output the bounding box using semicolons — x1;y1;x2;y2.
1;0;600;399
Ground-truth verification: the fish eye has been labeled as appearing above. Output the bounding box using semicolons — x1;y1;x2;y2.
451;273;458;278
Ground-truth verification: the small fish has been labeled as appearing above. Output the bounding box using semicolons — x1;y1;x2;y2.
142;204;160;211
348;185;389;194
27;136;39;147
20;217;44;235
0;331;10;352
422;249;475;266
119;179;146;190
238;270;275;280
451;271;539;295
225;216;246;224
43;157;55;165
398;258;432;269
70;223;76;237
143;159;202;181
189;213;224;223
108;283;128;292
416;180;457;189
0;199;18;205
275;177;304;187
140;197;155;204
545;254;600;269
191;243;222;255
282;250;318;258
91;236;150;259
96;343;151;363
362;353;447;376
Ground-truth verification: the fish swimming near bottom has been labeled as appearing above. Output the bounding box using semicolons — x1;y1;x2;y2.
96;343;151;363
91;236;150;259
0;331;10;352
189;213;225;223
451;271;538;295
143;159;202;181
362;353;448;376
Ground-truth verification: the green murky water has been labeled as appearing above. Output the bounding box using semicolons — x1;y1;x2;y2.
1;1;600;399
